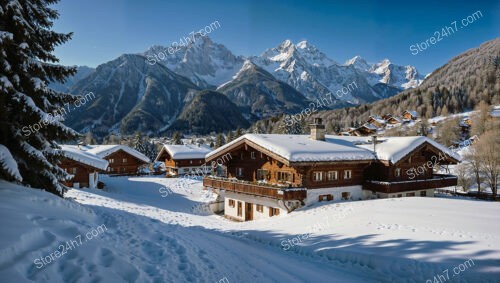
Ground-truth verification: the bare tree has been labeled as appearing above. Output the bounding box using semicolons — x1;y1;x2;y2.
477;130;499;198
464;145;484;195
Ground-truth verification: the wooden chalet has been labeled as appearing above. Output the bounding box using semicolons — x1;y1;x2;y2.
83;145;150;175
155;144;212;176
366;115;386;128
349;123;378;136
203;118;460;221
59;145;109;189
402;110;420;121
386;116;402;125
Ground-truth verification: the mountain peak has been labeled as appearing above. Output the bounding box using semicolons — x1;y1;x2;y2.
345;56;370;70
296;40;310;49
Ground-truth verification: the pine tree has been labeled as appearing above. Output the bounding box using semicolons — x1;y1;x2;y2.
215;134;225;148
0;0;79;196
171;132;182;145
234;127;242;139
226;131;233;143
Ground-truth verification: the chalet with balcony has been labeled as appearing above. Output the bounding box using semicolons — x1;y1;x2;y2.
203;118;460;221
81;145;150;175
155;144;212;176
59;145;109;189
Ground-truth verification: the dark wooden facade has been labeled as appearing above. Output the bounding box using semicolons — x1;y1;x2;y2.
60;158;99;188
205;138;459;198
157;150;205;175
104;150;148;175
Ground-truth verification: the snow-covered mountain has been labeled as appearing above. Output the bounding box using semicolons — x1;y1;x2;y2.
345;56;424;89
216;60;312;119
65;54;200;136
144;35;245;88
249;40;414;103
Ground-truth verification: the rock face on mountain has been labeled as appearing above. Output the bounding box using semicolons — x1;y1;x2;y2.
168;90;250;134
216;60;312;120
59;36;428;136
144;35;245;88
65;54;199;136
250;40;424;103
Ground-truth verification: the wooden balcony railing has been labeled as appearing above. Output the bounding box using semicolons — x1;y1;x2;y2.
203;176;307;201
364;174;458;194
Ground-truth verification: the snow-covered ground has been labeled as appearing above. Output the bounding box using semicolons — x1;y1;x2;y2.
1;176;499;282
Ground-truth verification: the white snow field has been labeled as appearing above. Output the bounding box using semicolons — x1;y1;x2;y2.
1;176;499;283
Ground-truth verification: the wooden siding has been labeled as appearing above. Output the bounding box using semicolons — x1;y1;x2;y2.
105;149;147;175
299;163;368;189
59;158;98;187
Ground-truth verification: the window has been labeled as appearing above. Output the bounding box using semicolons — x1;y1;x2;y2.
256;204;263;213
406;192;416;197
344;170;352;180
313;171;323;182
269;207;280;217
319;194;333;202
109;159;114;164
277;171;292;182
228;199;235;207
327;171;338;181
237;202;242;216
250;151;255;159
107;167;110;172
397;194;402;198
420;191;427;197
190;160;192;164
72;168;77;174
341;192;351;200
236;167;244;177
110;167;114;172
122;158;127;163
257;169;269;181
240;153;244;160
395;168;401;177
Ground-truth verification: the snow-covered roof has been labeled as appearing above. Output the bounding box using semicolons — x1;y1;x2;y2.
207;134;461;165
491;106;500;118
357;136;461;164
207;134;375;163
158;144;212;160
368;115;386;124
60;145;109;170
360;123;378;130
82;145;150;163
404;110;419;117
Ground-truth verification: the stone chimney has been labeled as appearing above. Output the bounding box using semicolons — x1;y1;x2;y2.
372;135;378;152
310;117;325;141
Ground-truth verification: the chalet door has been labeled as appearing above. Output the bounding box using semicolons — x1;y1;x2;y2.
245;203;253;221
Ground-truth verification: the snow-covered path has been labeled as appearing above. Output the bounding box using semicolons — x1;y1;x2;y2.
1;176;499;282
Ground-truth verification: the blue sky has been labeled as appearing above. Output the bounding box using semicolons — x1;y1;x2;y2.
53;0;499;74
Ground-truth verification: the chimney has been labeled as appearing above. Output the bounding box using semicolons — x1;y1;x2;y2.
372;135;377;152
310;117;325;141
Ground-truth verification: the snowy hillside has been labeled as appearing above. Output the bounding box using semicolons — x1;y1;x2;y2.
1;177;498;282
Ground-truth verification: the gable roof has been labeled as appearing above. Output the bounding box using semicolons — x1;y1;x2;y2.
356;136;461;164
83;145;150;163
403;110;419;118
368;115;386;124
60;145;109;170
156;144;212;161
206;134;461;166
